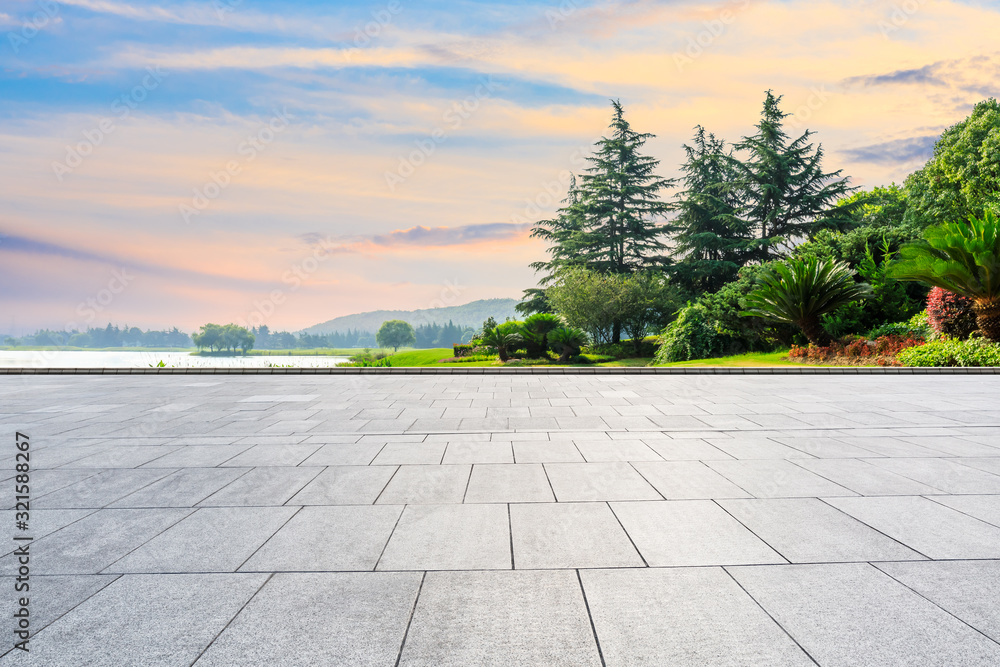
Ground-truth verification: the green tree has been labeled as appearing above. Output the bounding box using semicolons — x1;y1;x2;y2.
891;210;1000;341
732;91;858;263
619;271;682;353
376;320;416;352
546;267;626;345
520;313;562;358
669;126;753;294
904;98;1000;228
480;327;523;362
192;323;223;352
741;257;872;346
548;327;588;362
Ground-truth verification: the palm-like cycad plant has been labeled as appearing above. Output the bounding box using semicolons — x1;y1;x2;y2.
548;327;589;362
890;210;1000;341
520;313;563;357
480;326;523;362
742;257;871;345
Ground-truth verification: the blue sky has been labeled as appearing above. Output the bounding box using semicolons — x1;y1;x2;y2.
1;0;998;334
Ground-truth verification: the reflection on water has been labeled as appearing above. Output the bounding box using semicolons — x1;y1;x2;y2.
0;351;350;368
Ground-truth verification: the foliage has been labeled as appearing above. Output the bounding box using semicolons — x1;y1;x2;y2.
7;324;192;349
904;98;1000;228
546;267;623;344
742;257;871;345
339;350;392;367
479;326;523;362
730;90;858;263
891;210;1000;340
926;287;978;339
584;337;660;359
548;326;589;362
897;336;1000;367
668;126;752;293
375;320;416;352
788;335;923;366
654;303;725;363
520;313;563;358
192;323;255;354
618;272;682;352
866;321;928;341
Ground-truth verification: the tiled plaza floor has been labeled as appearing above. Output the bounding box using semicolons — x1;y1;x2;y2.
2;374;1000;665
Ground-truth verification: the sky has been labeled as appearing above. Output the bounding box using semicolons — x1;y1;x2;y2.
1;0;998;335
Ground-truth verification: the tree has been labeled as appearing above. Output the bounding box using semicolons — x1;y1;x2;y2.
548;327;588;362
619;271;681;353
732;91;858;263
904;98;1000;229
376;320;416;352
669;126;753;294
546;267;627;345
480;327;522;362
741;257;872;346
520;313;562;358
890;210;1000;341
528;101;675;341
192;323;223;352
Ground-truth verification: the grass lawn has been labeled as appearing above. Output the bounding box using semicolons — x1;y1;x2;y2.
656;350;811;367
247;348;384;356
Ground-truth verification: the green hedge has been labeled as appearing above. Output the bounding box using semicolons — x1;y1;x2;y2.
897;337;1000;367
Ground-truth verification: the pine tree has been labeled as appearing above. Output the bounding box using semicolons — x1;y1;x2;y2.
669;126;753;294
732;91;858;263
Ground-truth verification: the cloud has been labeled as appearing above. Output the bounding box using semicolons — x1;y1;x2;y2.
370;222;532;247
845;64;948;88
840;135;938;165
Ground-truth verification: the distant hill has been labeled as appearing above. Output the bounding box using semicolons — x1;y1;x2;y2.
301;298;520;335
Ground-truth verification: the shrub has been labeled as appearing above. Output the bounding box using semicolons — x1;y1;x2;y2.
788;335;923;366
897;337;1000;367
339;351;392;367
583;337;660;359
926;287;978;339
548;326;588;362
654;303;724;363
453;344;476;358
521;313;562;358
866;320;929;341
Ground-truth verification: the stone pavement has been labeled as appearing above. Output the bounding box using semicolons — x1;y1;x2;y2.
2;373;1000;666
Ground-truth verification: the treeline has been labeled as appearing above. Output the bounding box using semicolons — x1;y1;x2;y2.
252;320;474;349
3;324;192;348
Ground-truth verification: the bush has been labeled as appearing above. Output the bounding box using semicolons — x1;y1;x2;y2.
339;351;392;367
654;303;724;363
926;287;978;339
897;337;1000;367
788;335;923;366
866;321;929;341
583;337;660;359
698;265;799;353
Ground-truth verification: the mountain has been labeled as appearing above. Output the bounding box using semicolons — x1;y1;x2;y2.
300;298;520;335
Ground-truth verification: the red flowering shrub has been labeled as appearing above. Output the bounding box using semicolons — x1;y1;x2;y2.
788;335;924;366
926;287;977;339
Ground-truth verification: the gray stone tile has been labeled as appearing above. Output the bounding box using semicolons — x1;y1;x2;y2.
0;574;119;643
632;461;752;499
643;438;735;460
241;505;402;572
4;573;266;666
138;445;252;468
378;504;510;571
198;467;322;506
875;560;1000;642
956;457;1000;476
704;436;813;460
194;572;420;667
219;444;320;467
792;458;943;495
375;465;471;504
544;462;661;501
512;441;584;463
288;465;396;505
572;439;663;462
510;502;643;569
34;468;176;509
730;563;1000;667
57;445;179;469
464;464;554;504
719;498;924;563
400;570;600;666
581;567;815;666
930;494;1000;527
1;509;190;575
371;442;446;465
441;441;514;464
825;495;1000;559
300;442;384;465
900;436;1000;457
110;468;250;507
109;507;297;573
612;500;783;566
868;457;1000;494
707;460;857;498
0;509;94;553
770;436;886;458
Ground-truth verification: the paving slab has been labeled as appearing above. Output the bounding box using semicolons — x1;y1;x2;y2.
631;461;752;499
463;463;555;503
377;503;510;571
510;502;643;569
929;494;1000;527
110;467;250;507
868;457;1000;494
109;506;297;572
138;444;252;468
543;462;661;501
730;562;1000;667
441;441;514;464
288;465;396;505
299;442;384;465
400;570;601;666
611;500;784;566
792;458;944;495
707;460;857;498
241;505;402;572
4;573;267;667
194;572;420;667
718;497;924;563
0;574;119;649
375;465;471;504
197;466;322;506
581;567;815;666
219;444;320;466
33;468;176;509
512;441;585;463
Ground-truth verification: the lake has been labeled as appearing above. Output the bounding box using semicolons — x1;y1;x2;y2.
0;351;350;368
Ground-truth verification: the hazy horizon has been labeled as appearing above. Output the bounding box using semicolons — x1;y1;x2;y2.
3;0;998;334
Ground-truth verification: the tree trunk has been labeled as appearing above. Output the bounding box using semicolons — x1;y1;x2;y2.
798;316;830;347
612;320;621;344
974;301;1000;342
498;347;509;362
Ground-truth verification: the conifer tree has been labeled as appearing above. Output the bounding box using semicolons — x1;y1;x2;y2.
732;91;858;263
669;126;753;294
